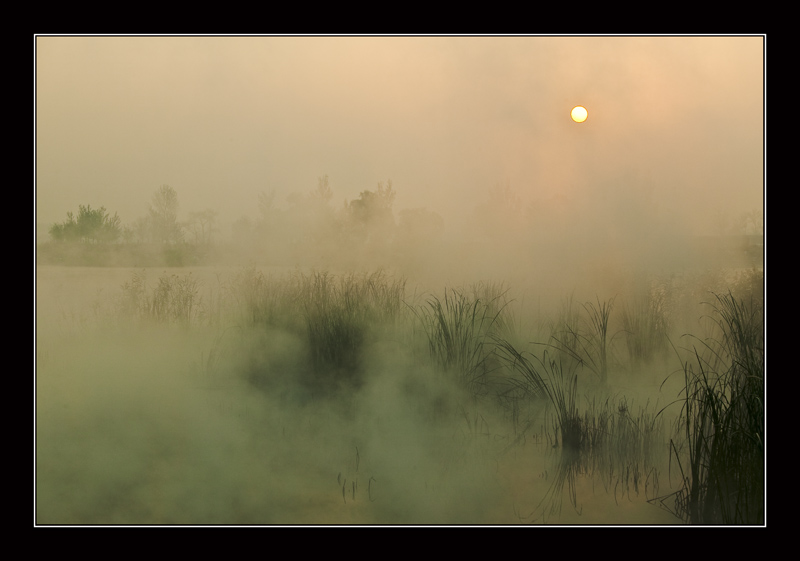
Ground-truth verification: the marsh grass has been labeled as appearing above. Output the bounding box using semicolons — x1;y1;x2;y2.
621;283;670;367
226;268;408;391
583;297;616;385
119;270;202;326
548;295;582;371
515;392;666;523
231;267;298;329
546;296;619;386
494;342;581;450
470;281;517;340
495;334;667;522
299;270;406;387
42;261;767;524
413;284;511;396
661;291;764;524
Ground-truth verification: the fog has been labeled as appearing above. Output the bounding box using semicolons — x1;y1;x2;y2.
35;35;765;525
36;36;763;239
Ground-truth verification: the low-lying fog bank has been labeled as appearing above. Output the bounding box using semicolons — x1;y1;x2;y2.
35;255;763;525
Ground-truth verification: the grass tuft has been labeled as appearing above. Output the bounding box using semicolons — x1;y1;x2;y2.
413;285;510;396
663;291;764;524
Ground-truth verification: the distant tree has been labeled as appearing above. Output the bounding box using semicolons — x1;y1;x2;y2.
48;212;78;241
123;216;152;244
96;207;122;242
258;190;276;219
739;209;764;236
254;189;281;237
186;209;218;247
232;215;254;242
285;175;334;212
347;180;396;234
309;174;333;205
148;185;182;244
284;175;340;246
49;205;121;243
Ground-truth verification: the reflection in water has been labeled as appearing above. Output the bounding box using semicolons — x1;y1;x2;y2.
512;397;672;524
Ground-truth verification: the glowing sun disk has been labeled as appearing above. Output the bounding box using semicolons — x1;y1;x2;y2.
571;106;588;123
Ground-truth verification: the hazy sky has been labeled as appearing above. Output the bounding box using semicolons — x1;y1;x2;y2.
35;35;764;236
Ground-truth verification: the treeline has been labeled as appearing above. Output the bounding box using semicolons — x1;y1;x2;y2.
47;185;196;246
38;178;446;269
231;176;445;269
38;177;763;271
48;205;122;243
40;184;220;266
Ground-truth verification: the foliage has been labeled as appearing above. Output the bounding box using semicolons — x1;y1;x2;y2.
345;180;397;245
49;205;122;243
280;176;340;253
186;209;218;248
348;180;395;227
148;185;182;244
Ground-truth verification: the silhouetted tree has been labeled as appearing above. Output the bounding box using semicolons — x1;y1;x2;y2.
148;185;182;244
309;174;333;205
284;175;339;247
186;209;218;247
345;180;396;244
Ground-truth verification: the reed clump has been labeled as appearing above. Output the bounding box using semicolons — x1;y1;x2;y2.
621;282;671;367
547;296;619;387
494;342;581;450
230;267;298;330
413;284;511;396
495;339;665;457
298;270;406;388
118;270;202;326
664;291;764;524
230;268;407;392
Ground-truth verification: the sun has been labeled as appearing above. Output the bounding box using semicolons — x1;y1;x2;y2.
571;106;588;123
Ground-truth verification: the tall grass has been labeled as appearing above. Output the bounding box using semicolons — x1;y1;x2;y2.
231;267;298;329
496;337;667;522
413;285;510;395
298;270;406;387
118;270;201;326
547;296;618;386
665;291;764;524
495;337;665;459
494;342;581;449
621;283;670;367
224;268;407;393
584;297;615;385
